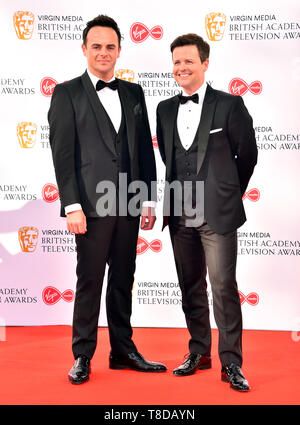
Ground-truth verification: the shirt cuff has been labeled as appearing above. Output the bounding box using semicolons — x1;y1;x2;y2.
65;202;155;214
65;203;82;214
142;201;157;209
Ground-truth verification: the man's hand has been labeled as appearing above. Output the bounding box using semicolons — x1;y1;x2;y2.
66;210;87;234
140;206;156;230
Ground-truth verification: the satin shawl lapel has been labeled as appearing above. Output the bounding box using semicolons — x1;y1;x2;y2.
163;96;180;180
196;84;217;174
81;71;116;155
117;79;138;161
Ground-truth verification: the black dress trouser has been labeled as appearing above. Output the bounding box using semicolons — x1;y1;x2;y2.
169;220;243;367
72;215;140;360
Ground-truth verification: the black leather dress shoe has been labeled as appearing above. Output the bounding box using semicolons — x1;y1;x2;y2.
109;352;167;372
173;353;211;376
68;355;91;384
221;363;250;392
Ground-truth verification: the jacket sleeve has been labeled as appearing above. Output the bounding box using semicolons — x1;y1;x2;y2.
227;95;258;195
48;84;81;208
156;103;166;165
137;84;157;202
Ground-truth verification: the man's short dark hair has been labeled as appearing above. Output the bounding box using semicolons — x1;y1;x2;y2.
170;33;210;63
83;15;122;46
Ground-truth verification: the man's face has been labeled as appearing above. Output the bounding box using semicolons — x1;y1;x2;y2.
172;45;209;95
82;26;121;80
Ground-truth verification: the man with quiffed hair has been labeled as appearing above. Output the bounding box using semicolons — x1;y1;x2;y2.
156;33;257;391
49;14;166;384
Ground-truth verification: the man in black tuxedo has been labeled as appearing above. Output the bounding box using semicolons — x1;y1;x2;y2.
156;34;257;391
48;15;166;384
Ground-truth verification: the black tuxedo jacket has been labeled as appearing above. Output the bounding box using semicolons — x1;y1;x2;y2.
48;71;156;217
156;84;258;234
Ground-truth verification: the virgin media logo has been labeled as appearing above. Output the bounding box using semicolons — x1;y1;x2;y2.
243;188;260;202
42;286;74;305
130;22;163;43
239;291;259;306
228;78;262;96
137;237;162;255
42;183;59;203
40;77;57;97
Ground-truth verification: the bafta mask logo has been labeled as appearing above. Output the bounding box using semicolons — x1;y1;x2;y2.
18;226;39;253
13;11;35;40
115;69;135;82
205;12;226;41
17;122;37;148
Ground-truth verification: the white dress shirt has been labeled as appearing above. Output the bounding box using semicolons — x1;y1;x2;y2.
65;70;155;214
87;69;122;132
177;82;207;150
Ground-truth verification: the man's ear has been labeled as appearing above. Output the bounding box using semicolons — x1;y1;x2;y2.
203;58;209;72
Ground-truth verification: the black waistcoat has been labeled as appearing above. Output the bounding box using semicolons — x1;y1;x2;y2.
170;122;204;226
101;104;131;184
93;101;134;216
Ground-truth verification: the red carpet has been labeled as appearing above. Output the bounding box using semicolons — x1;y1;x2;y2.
0;326;299;405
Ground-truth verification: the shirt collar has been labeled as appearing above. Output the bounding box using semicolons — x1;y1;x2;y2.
182;82;207;103
87;69;116;90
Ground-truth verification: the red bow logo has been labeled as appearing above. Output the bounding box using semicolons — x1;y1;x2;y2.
130;22;163;43
228;78;262;96
40;77;57;97
242;188;260;202
42;286;74;305
42;183;59;203
239;291;259;306
137;237;162;254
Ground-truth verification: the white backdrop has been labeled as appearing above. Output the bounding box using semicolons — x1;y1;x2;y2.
0;0;299;332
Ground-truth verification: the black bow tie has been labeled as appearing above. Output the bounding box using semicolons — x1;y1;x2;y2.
96;79;118;91
178;93;199;104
